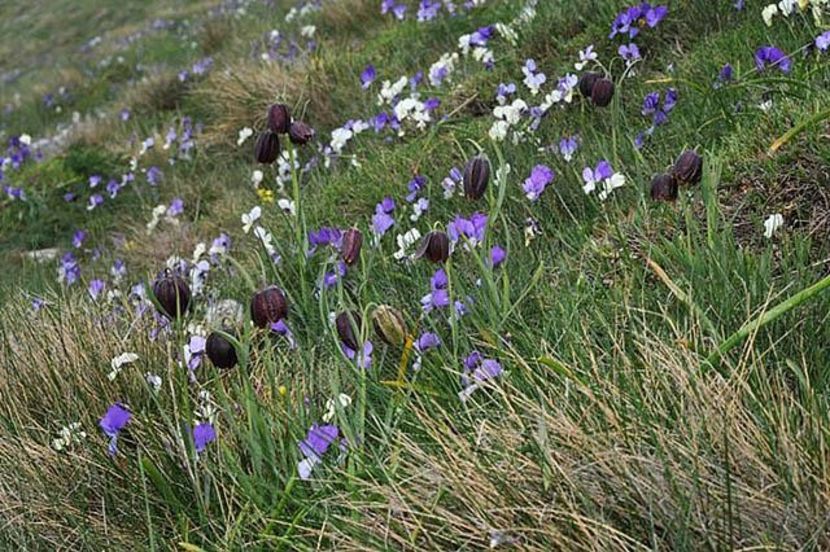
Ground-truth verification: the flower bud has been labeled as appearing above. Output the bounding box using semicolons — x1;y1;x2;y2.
336;310;362;351
371;305;406;346
590;78;615;107
152;270;191;319
206;331;237;369
415;231;450;264
288;121;315;145
671;150;703;186
254;131;280;164
649;174;678;202
267;103;291;134
341;227;363;266
463;155;490;200
578;72;601;98
250;285;288;328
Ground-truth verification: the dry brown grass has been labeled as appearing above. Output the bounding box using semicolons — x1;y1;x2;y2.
192;57;337;151
319;333;830;550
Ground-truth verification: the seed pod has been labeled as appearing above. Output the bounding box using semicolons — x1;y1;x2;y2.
372;305;406;346
250;285;288;328
288;121;315;145
152;270;191;319
671;150;703;186
341;227;363;266
578;72;601;98
267;103;291;134
590;78;615;107
254;131;280;164
463;155;490;200
206;332;238;369
336;311;362;351
415;231;450;264
650;174;678;202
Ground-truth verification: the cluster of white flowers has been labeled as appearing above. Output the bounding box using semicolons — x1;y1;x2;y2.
284;0;320;23
52;422;87;451
764;213;784;238
762;0;827;26
195;389;218;424
428;52;460;86
189;243;211;296
393;228;422;260
378;76;409;106
322;393;352;423
488;99;528;142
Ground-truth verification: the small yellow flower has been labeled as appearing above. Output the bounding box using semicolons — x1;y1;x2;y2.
278;385;287;397
256;188;275;204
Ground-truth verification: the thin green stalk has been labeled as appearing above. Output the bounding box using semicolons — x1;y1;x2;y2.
706;274;830;366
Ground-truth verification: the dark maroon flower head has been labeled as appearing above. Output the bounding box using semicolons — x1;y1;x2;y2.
206;332;238;369
463;155;490;200
250;285;288;328
152;270;191;319
288;121;315;145
578;72;601;98
255;131;280;164
341;227;363;266
591;78;615;107
672;150;703;186
416;231;450;264
336;310;362;351
650;174;678;202
267;103;291;134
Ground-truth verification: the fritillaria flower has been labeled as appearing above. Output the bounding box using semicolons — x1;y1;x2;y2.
650;174;678;202
416;231;450;263
671;150;703;186
206;332;237;369
250;286;288;328
152;270;191;319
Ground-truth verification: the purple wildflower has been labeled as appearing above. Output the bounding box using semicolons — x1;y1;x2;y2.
755;46;791;73
523;164;555;202
99;403;131;456
193;422;216;454
361;64;376;89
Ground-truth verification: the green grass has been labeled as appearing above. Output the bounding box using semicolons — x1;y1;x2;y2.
1;0;830;549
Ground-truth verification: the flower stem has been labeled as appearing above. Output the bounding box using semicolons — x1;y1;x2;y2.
706;274;830;367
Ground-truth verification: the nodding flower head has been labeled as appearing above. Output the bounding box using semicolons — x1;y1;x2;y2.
415;231;450;264
578;72;601;98
254;131;280;164
372;305;406;346
649;173;678;202
341;227;364;266
671;150;703;186
463;155;490;200
336;310;362;351
267;103;291;134
152;269;191;319
206;331;238;369
590;78;615;107
288;120;315;145
250;285;288;328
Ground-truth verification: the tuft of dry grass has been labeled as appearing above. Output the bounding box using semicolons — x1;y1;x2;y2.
193;58;336;150
318;330;830;550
